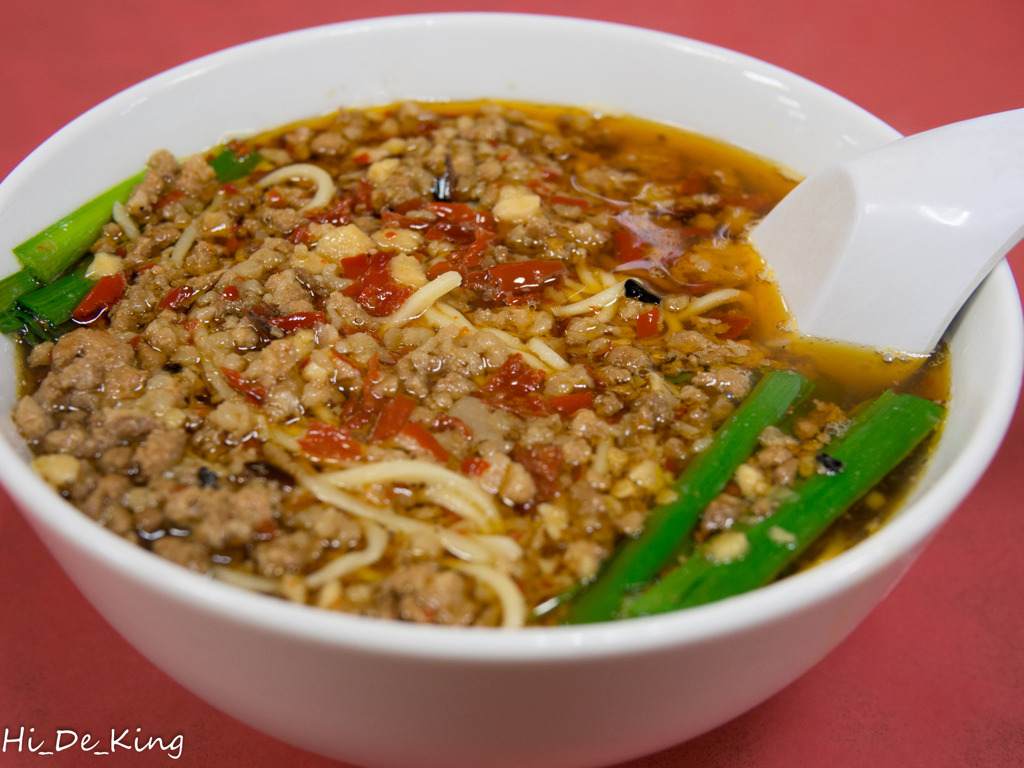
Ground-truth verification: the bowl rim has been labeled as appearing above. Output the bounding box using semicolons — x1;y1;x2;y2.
1;11;1021;662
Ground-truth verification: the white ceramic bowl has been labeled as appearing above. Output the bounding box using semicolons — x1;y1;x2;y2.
0;14;1020;768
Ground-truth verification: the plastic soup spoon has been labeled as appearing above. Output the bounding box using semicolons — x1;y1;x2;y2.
750;108;1024;355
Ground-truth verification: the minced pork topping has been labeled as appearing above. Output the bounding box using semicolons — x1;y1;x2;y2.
12;100;940;626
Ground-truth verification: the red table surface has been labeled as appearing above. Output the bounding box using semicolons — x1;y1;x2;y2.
2;1;1022;766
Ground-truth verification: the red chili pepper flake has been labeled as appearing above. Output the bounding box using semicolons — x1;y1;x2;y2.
636;306;660;339
480;353;549;417
527;179;554;197
362;352;382;410
159;284;199;311
341;253;413;317
72;273;127;324
400;422;449;463
155;189;185;209
392;198;425;214
429;414;473;440
219;182;239;196
330;349;360;371
220;367;267;405
268;312;325;333
353;179;374;212
255;517;279;540
369;395;417;443
548;195;590;210
613;212;697;266
613;228;648;264
425;259;455;280
352;151;373;165
547;391;594;416
464;260;564;305
264;188;287;208
298;421;363;462
483;353;546;396
339;252;371;279
460;456;490;477
708;312;751;340
307;197;352;225
426;202;496;228
513;443;564;498
288;225;314;246
221;285;240;301
343;410;375;432
452;227;495;270
381;209;430;230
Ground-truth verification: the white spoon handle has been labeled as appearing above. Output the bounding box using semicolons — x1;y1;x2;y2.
752;109;1024;354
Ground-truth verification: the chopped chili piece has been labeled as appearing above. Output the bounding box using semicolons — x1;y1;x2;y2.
480;353;548;417
483;353;546;396
708;312;751;339
362;352;382;410
71;273;126;324
370;395;417;442
264;188;287;208
547;391;594;416
613;228;648;263
298;421;363;462
220;367;266;404
425;259;455;280
340;252;371;279
400;422;449;463
451;227;496;270
460;456;490;477
513;443;564;498
307;197;352;225
159;284;199;311
352;178;374;211
155;189;185;209
341;253;413;317
288;225;314;245
429;413;473;440
426;201;496;228
269;312;325;333
636;306;660;339
548;194;590;209
465;260;564;304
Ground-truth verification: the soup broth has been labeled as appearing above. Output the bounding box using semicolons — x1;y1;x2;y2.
9;101;947;626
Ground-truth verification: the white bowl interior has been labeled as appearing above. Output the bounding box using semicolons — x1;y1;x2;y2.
0;13;1019;768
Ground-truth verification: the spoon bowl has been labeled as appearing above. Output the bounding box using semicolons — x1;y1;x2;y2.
752;108;1024;355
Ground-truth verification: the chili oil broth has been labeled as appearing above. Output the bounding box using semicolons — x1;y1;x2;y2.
15;100;948;625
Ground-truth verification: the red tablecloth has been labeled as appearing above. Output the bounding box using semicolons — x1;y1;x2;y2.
2;2;1022;766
